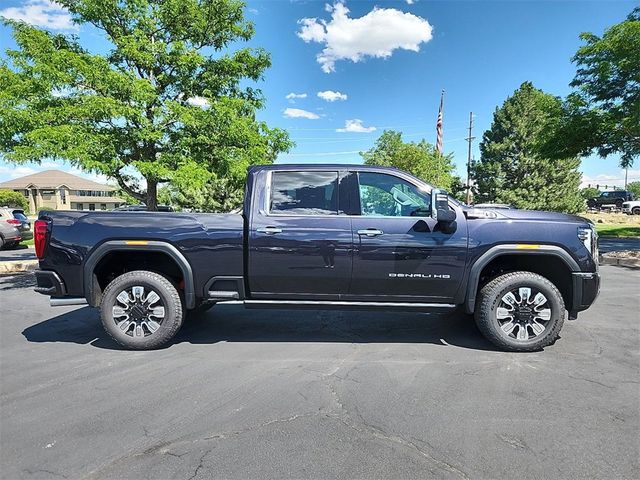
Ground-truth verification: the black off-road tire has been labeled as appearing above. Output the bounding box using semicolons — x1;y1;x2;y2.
100;270;184;350
0;235;4;250
632;207;640;215
587;199;596;209
475;271;565;352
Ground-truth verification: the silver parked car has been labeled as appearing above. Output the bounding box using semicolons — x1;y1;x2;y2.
0;207;33;244
0;221;21;250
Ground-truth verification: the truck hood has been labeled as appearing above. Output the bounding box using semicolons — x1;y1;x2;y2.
496;209;590;225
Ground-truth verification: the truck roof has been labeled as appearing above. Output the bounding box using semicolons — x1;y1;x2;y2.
248;164;401;173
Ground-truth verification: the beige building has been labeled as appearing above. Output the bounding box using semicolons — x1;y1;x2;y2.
0;170;125;212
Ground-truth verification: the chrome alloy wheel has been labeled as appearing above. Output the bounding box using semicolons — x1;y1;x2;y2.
496;287;552;342
112;286;165;338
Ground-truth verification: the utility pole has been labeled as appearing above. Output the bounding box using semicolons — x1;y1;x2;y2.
465;112;475;204
625;167;629;190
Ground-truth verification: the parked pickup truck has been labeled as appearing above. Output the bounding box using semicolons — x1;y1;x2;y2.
33;165;600;351
622;200;640;215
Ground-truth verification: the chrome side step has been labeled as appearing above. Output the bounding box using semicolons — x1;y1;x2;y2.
217;300;456;309
50;297;88;307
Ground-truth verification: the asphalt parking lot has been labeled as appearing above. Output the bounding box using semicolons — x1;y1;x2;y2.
1;265;638;479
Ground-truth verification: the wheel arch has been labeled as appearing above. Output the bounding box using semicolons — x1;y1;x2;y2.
465;245;580;314
83;240;195;309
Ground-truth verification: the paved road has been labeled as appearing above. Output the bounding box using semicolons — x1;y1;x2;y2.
598;236;640;252
1;266;638;479
0;244;35;262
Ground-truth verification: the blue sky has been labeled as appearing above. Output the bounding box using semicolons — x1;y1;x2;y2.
0;0;638;188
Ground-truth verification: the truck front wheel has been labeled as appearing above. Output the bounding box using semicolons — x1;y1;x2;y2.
100;270;184;350
475;271;565;351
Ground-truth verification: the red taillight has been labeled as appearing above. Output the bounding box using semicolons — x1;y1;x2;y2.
6;219;21;225
34;220;49;259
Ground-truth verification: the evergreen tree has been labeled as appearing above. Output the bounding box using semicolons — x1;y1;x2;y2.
474;82;583;213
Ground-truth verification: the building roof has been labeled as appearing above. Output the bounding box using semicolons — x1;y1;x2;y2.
0;170;116;191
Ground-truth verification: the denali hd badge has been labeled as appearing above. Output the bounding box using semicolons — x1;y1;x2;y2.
389;273;451;279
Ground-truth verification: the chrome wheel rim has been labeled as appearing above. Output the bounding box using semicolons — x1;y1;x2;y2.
112;286;165;338
496;287;552;342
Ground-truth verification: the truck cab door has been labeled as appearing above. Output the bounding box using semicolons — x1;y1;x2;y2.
346;171;467;303
248;170;353;300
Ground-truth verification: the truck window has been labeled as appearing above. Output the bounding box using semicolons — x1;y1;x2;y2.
357;172;431;217
270;171;339;215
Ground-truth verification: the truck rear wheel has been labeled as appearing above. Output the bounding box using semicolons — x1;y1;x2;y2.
100;270;184;350
475;271;565;352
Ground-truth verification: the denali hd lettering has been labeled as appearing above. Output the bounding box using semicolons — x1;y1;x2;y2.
33;164;600;351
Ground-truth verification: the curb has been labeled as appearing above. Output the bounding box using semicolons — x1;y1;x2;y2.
0;260;38;274
599;256;640;269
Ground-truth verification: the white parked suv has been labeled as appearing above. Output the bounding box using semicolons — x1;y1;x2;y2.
622;200;640;215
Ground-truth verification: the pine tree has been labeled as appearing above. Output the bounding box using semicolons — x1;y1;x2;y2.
474;82;583;213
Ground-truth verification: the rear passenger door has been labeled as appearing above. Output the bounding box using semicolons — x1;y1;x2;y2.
248;170;353;300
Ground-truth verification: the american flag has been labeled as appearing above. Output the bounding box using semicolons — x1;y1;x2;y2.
435;90;444;154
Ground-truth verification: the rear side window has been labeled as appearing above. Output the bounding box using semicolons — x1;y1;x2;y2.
12;211;28;221
270;171;338;215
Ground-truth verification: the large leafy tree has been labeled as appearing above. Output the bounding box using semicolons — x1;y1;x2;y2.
0;0;291;210
474;82;583;214
627;181;640;198
545;8;639;167
361;130;457;191
0;189;29;211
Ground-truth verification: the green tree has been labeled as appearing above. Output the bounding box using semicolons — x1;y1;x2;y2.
0;0;292;210
580;187;600;200
361;130;456;191
474;82;584;214
545;8;639;167
627;181;640;198
0;189;29;211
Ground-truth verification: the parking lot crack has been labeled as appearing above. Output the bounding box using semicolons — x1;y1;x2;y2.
186;449;211;480
23;469;68;479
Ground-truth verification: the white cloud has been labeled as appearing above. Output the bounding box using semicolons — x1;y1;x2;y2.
336;119;376;133
186;96;209;108
406;0;415;5
317;90;347;102
283;108;320;120
285;92;308;100
0;0;77;31
297;1;433;73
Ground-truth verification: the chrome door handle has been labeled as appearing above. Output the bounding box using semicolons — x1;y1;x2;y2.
256;226;282;235
357;228;384;237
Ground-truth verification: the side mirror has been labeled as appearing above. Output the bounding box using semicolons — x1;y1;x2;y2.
431;189;455;223
431;189;457;233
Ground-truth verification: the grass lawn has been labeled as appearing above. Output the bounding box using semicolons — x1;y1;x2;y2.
595;224;640;238
583;212;640;237
21;238;34;246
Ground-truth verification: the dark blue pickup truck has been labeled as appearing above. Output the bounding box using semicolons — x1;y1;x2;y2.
33;165;600;351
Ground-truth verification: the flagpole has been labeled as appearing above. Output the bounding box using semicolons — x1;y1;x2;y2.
436;88;444;188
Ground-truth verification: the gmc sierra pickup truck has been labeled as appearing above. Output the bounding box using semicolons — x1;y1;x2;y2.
33;165;600;351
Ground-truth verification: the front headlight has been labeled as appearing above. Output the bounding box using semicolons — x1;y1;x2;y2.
578;226;598;261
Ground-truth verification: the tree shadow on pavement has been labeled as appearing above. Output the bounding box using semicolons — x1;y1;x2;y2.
0;273;36;291
22;304;497;352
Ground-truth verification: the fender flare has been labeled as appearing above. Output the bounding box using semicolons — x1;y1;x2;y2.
83;240;195;309
464;244;580;314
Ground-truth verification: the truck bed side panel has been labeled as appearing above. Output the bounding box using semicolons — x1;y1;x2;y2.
39;211;244;298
